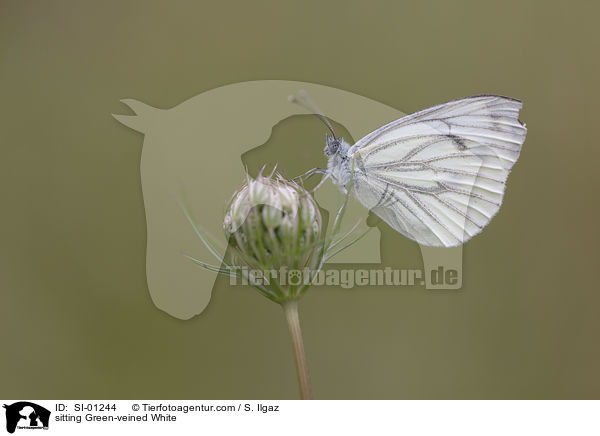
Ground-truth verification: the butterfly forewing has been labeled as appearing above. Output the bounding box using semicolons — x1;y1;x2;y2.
349;95;526;247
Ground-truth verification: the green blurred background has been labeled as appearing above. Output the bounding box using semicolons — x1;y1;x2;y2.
1;0;599;399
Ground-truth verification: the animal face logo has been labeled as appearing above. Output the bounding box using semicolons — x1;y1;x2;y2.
113;80;463;320
3;402;50;434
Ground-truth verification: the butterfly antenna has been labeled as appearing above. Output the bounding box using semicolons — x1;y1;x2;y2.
288;91;337;140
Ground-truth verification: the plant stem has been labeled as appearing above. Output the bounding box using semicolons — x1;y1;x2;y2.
282;300;313;400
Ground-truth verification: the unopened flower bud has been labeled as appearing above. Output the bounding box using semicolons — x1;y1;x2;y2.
224;172;323;303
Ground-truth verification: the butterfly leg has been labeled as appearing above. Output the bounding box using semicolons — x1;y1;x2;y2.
293;167;327;183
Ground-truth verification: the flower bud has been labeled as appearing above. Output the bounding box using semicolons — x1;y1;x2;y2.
224;172;323;303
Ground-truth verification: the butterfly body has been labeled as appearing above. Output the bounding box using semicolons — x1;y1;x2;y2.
323;95;527;247
325;136;353;190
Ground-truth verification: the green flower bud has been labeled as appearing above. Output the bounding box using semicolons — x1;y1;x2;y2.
224;172;323;303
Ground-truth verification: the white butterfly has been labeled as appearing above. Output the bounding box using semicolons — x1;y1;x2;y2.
294;94;527;247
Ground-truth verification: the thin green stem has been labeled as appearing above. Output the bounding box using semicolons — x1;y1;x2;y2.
282;300;313;400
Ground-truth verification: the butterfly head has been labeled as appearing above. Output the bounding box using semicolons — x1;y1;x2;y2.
324;135;343;156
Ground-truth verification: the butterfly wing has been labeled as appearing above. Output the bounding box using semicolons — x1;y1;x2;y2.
348;95;526;247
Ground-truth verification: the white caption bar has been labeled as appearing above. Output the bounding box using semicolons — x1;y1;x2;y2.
1;400;598;435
